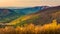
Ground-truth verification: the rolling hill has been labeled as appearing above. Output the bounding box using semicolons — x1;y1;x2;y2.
17;6;60;26
0;6;48;23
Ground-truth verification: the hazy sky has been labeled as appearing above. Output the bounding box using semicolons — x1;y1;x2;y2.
0;0;60;7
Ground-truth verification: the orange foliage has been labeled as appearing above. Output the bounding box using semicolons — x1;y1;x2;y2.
0;19;60;34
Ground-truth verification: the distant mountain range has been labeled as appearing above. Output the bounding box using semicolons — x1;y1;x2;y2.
13;6;49;14
0;6;48;23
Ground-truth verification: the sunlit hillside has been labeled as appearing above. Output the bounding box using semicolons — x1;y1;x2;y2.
9;13;40;25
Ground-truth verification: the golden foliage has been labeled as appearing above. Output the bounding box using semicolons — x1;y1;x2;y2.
0;19;60;34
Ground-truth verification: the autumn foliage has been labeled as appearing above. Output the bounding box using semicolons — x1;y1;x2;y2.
0;19;60;34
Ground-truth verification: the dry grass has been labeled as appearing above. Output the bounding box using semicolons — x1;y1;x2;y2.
0;19;60;34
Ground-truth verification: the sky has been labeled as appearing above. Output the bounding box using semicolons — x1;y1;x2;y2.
0;0;60;7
